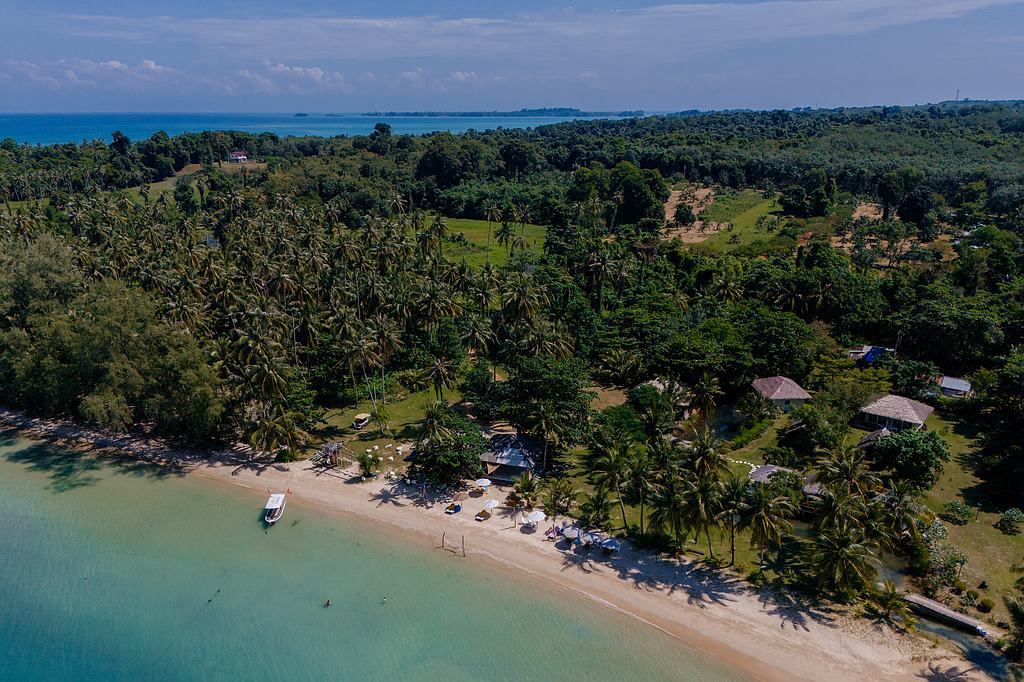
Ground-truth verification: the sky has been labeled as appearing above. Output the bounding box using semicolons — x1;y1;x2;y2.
1;0;1022;112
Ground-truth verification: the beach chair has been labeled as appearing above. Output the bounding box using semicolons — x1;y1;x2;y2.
444;503;462;515
474;509;491;522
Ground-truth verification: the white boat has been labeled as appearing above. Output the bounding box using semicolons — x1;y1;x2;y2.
264;493;286;525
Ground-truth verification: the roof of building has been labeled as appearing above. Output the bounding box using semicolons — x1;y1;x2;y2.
481;434;537;469
860;394;934;425
856;427;892;449
748;464;794;485
751;376;811;401
938;376;972;393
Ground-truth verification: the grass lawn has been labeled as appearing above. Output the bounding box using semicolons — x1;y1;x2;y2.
693;191;783;253
144;162;269;199
305;387;461;467
919;411;1024;625
444;218;546;267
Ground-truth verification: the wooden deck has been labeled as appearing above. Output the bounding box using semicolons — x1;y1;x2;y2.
904;593;989;635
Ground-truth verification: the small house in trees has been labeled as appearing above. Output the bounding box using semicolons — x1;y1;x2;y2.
229;150;248;163
937;376;972;398
480;434;537;484
751;376;811;412
859;394;933;431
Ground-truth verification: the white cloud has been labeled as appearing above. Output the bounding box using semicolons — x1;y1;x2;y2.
238;60;350;94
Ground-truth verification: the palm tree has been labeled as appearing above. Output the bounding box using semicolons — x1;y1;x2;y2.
741;483;794;570
584;426;635;530
691;373;722;423
718;477;749;566
816;446;880;497
526;400;562;472
811;488;868;534
513;472;540;509
579;485;614;530
683;472;722;559
1004;595;1024;663
650;468;687;549
870;580;916;630
882;480;923;545
422;355;457;401
419;401;453;444
484;203;502;262
543;477;579;522
687;426;728;480
625;448;654;535
809;528;880;602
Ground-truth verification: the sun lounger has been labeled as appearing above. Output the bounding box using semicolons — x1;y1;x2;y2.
444;503;462;515
474;509;492;522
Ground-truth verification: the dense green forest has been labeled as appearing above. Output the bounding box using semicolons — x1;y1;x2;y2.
3;102;1024;643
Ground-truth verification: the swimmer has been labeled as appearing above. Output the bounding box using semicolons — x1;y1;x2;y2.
382;597;388;603
324;599;332;608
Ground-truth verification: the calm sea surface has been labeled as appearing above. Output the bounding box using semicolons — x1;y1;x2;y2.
0;113;624;146
0;431;746;682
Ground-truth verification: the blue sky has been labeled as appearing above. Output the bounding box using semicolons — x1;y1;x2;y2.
2;0;1022;112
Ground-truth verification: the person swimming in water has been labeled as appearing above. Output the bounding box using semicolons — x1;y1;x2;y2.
324;599;332;608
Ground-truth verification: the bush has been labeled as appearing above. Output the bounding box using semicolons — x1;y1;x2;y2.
978;598;995;613
728;418;771;451
760;445;798;467
942;500;973;525
995;508;1024;535
747;568;767;585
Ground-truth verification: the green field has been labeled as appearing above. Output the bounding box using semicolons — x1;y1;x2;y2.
445;217;546;267
693;190;783;253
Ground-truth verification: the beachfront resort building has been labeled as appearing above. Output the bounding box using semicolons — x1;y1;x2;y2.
859;394;933;431
480;434;537;484
751;375;811;412
229;151;248;163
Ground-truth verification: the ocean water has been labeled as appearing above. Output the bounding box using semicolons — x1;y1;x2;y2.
0;113;623;146
0;431;747;682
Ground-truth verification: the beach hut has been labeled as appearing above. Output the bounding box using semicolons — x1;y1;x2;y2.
480;434;538;484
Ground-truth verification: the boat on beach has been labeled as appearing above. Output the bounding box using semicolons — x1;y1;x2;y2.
264;493;286;525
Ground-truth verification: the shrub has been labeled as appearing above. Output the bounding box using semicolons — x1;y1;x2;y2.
941;500;973;525
978;598;995;613
951;579;967;594
760;445;798;467
995;508;1024;535
747;569;767;586
728;418;771;451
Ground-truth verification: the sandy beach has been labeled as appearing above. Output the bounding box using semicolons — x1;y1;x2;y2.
0;408;994;681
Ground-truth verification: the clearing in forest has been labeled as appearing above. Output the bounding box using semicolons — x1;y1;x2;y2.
662;187;721;243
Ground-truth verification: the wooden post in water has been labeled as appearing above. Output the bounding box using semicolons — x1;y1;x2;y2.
461;535;465;558
441;531;446;550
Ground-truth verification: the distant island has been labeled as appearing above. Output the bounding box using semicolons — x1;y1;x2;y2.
355;108;644;118
294;113;309;117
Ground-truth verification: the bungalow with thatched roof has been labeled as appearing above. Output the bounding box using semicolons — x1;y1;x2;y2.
751;376;811;412
859;394;933;431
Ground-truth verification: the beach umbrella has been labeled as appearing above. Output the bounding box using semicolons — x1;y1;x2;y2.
562;527;580;539
601;539;621;552
483;499;500;509
474;478;492;488
526;510;546;523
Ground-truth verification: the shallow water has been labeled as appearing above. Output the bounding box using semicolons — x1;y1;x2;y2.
0;431;746;682
0;113;626;145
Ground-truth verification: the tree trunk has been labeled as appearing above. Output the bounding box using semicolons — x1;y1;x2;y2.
639;495;645;536
615;483;628;530
729;522;736;566
706;527;715;559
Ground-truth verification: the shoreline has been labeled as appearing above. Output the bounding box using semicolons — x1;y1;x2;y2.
0;408;992;681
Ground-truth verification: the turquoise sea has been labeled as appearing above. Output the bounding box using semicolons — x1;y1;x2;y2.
0;431;747;682
0;113;624;146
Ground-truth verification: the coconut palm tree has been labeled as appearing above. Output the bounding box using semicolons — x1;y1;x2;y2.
585;425;636;530
579;485;614;530
422;355;457;401
1004;595;1024;663
809;528;880;602
625;448;654;535
419;401;453;444
513;472;540;509
741;483;794;570
870;580;916;630
650;468;687;549
543;477;579;522
683;472;722;559
718;477;750;566
687;426;728;480
816;446;880;497
691;373;722;423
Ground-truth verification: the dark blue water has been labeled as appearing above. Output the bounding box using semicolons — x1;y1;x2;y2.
0;113;624;145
